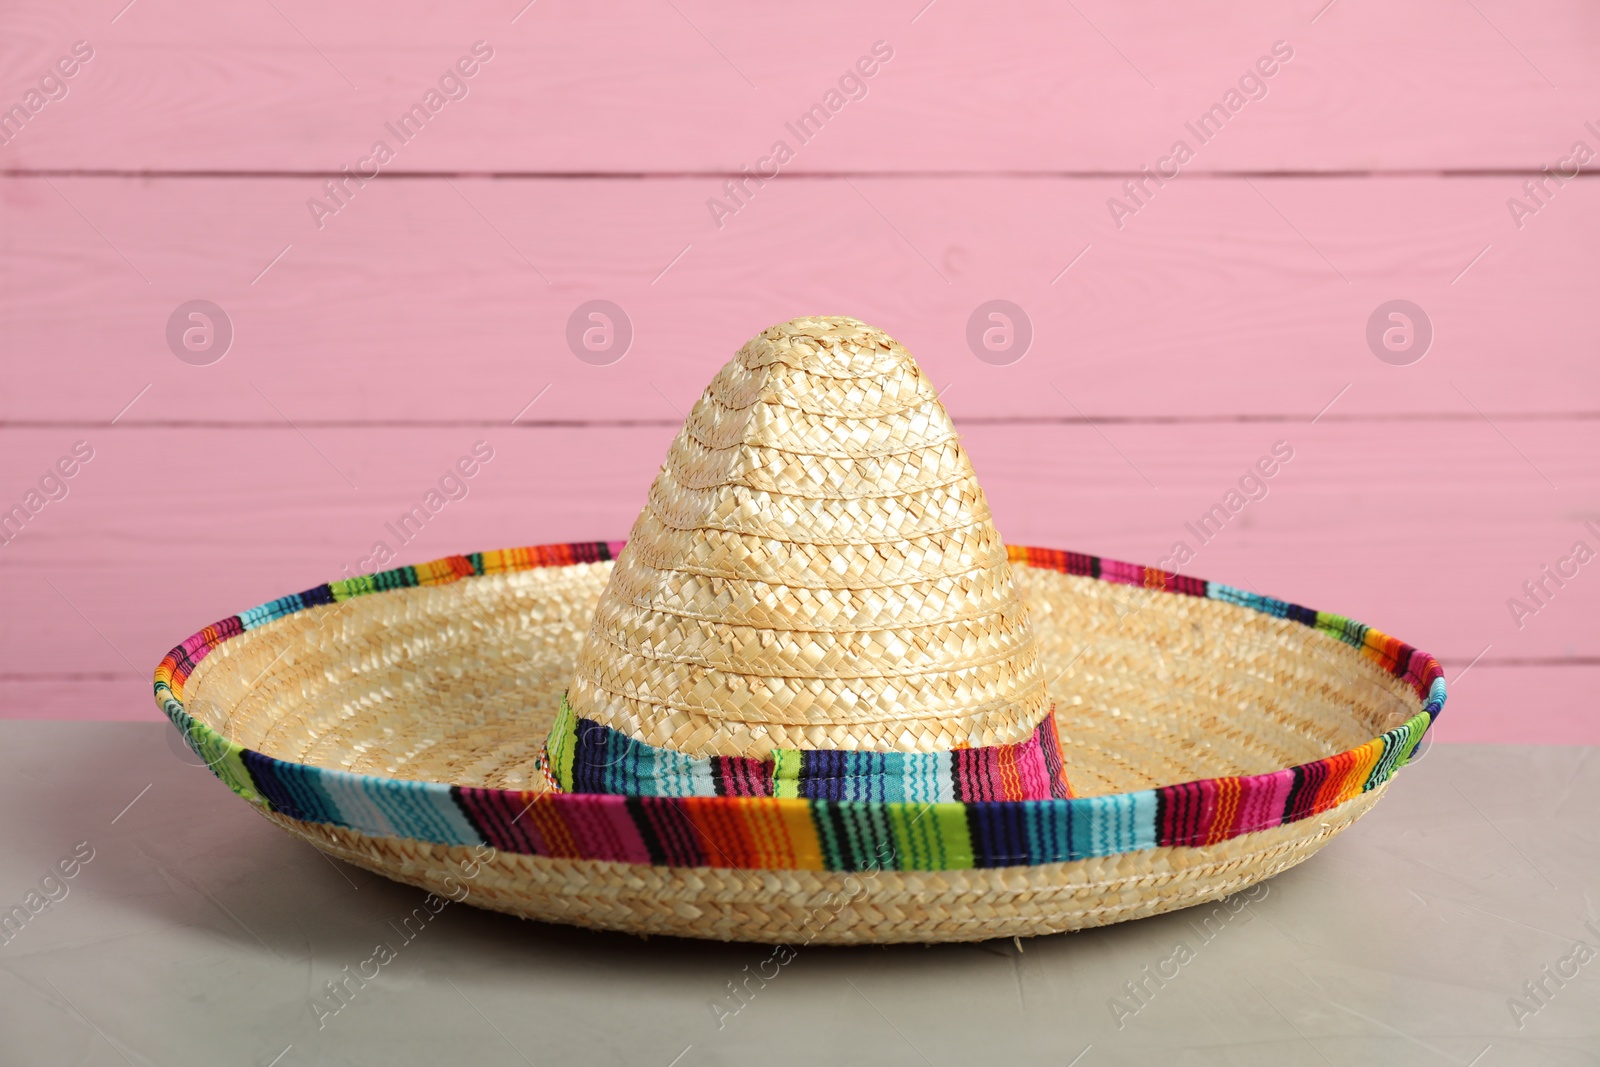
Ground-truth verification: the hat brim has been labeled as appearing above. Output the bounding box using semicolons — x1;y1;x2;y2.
155;542;1443;944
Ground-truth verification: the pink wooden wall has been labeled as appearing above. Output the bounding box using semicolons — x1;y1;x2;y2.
2;0;1596;742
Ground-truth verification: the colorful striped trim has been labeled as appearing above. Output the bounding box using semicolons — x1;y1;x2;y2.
545;695;1075;802
154;542;1444;873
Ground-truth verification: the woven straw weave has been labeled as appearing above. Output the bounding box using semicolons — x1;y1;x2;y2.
155;313;1440;943
180;562;1419;796
566;316;1050;759
168;555;1421;942
268;786;1386;944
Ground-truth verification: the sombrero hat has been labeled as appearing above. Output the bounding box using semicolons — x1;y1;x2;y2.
155;316;1444;944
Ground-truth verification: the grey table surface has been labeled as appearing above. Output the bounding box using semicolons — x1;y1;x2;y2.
1;723;1596;1067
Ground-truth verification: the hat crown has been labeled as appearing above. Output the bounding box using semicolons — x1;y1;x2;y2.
565;315;1049;759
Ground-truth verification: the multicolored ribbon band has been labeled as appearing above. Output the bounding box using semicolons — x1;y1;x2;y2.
154;542;1445;873
543;695;1074;801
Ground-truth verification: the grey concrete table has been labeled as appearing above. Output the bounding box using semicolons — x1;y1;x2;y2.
1;723;1596;1067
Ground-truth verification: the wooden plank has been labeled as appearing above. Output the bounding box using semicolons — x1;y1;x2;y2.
2;174;1595;424
0;0;1595;173
2;421;1595;691
2;0;1594;756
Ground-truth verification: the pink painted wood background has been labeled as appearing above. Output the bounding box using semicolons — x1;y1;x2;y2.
1;0;1595;742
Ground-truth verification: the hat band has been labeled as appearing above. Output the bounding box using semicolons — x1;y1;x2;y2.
541;696;1073;802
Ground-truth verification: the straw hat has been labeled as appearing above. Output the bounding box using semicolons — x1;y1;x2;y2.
156;316;1444;944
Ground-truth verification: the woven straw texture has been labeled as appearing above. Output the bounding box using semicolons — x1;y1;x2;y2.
161;544;1437;942
566;316;1049;759
176;559;1422;795
267;785;1386;944
153;317;1442;943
